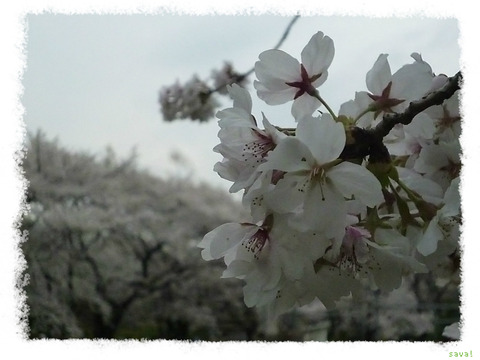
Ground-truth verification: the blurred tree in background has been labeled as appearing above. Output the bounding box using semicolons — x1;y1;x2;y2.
20;131;460;341
20;131;259;340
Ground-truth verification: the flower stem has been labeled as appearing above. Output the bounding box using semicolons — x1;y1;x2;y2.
312;91;338;121
354;108;372;123
395;178;422;203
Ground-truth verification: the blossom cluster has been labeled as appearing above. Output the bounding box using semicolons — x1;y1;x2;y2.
198;31;461;317
159;63;247;122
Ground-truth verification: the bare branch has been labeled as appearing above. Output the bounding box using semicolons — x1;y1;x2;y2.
373;71;462;139
340;71;462;164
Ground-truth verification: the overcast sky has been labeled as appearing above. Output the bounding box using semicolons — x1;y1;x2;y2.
22;14;461;194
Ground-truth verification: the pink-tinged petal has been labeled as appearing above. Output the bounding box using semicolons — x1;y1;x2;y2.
260;137;313;173
291;93;322;119
301;32;335;77
296;114;345;164
228;83;252;113
328;162;383;207
366;54;391;95
255;49;301;84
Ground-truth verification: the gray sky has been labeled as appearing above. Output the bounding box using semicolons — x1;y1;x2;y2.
22;14;460;194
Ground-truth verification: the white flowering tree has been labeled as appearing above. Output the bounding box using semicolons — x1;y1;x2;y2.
159;21;462;333
21;131;261;340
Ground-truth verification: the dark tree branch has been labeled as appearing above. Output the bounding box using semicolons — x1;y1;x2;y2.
340;71;462;164
373;71;462;139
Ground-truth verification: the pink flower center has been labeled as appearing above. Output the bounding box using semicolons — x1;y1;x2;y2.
242;215;274;260
243;228;270;259
285;64;321;99
338;226;370;275
241;130;275;167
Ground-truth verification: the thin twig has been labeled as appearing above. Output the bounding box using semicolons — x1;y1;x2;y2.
209;15;301;94
241;14;301;78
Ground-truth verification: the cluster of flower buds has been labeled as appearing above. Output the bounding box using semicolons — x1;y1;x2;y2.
159;63;247;122
198;31;462;317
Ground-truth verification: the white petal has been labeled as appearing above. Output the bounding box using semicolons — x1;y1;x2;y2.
227;83;252;113
243;283;278;308
246;256;282;291
254;80;297;105
260;137;313;173
368;247;403;292
405;112;435;139
216;107;256;128
391;56;433;100
203;223;254;260
441;176;461;217
276;247;305;280
311;71;329;88
299;181;347;238
301;32;335;76
417;218;443;256
414;144;449;174
222;259;252;278
396;166;444;205
328;162;383;207
366;54;391;94
262;114;287;143
263;173;305;213
255;49;300;85
296;114;345;164
291;94;322;119
311;266;361;309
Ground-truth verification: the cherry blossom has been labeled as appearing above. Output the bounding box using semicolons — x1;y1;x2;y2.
356;53;434;128
198;30;461;317
416;177;461;256
259;114;384;239
254;31;335;119
213;84;286;193
198;213;331;309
